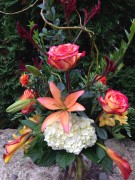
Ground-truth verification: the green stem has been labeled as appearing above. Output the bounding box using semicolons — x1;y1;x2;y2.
75;156;83;180
40;1;94;36
65;71;70;94
96;142;106;150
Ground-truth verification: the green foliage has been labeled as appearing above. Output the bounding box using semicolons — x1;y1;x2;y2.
56;151;76;169
108;67;135;108
128;108;135;136
0;0;40;128
25;135;57;167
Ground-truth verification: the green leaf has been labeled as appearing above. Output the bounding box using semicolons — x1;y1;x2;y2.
6;99;36;113
96;146;106;161
56;151;75;169
57;82;65;91
99;155;113;172
26;65;41;76
26;135;56;167
83;147;99;164
38;150;57;167
96;127;108;139
20;119;37;130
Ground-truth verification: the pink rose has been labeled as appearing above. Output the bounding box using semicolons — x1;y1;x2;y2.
47;43;85;71
98;89;129;115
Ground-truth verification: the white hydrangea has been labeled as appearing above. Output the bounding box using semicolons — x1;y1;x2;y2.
44;113;97;154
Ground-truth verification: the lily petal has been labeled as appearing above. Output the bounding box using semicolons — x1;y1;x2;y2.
64;90;84;109
106;148;132;180
3;133;30;163
41;111;62;132
37;97;61;110
49;82;63;106
59;111;70;133
68;102;85;112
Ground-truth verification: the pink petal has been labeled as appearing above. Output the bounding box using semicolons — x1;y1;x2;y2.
49;82;63;106
68;102;85;112
37;97;61;110
64;90;84;109
41;111;62;132
59;111;70;133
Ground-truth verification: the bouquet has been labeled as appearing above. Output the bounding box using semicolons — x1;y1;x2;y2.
4;0;135;179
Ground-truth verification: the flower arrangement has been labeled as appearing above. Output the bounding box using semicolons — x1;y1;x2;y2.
4;0;135;179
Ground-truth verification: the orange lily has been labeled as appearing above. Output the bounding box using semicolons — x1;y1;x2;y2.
106;148;132;180
3;133;31;163
37;82;85;133
3;114;40;163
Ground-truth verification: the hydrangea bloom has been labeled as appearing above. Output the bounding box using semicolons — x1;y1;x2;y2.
44;113;97;154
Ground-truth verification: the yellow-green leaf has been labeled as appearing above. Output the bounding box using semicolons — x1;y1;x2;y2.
26;65;41;76
6;99;36;113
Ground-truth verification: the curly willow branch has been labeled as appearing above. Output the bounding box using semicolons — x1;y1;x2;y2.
40;0;94;36
0;0;39;15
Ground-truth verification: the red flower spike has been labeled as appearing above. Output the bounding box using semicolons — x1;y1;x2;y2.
60;0;76;23
83;0;101;25
106;148;132;180
17;22;38;45
92;55;117;84
32;58;43;70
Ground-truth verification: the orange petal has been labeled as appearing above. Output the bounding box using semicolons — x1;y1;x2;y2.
64;90;84;109
106;148;132;180
68;102;85;112
41;111;62;132
37;97;61;110
19;126;32;135
49;82;63;106
3;133;30;163
59;111;70;133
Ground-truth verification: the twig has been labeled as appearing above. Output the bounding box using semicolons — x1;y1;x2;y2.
0;0;39;15
40;0;94;36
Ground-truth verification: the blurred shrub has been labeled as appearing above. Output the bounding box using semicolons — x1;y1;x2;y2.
108;67;135;108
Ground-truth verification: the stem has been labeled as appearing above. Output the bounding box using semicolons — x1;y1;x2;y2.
65;71;70;94
75;156;83;180
40;1;94;36
51;71;62;82
96;142;106;150
73;30;83;43
0;0;39;15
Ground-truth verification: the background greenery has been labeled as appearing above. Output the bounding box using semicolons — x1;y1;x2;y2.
0;0;135;133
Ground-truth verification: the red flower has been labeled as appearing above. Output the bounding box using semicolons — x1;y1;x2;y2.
20;73;29;86
17;22;38;45
96;76;107;85
20;89;36;114
99;89;129;115
83;0;101;25
106;148;132;180
47;43;85;71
